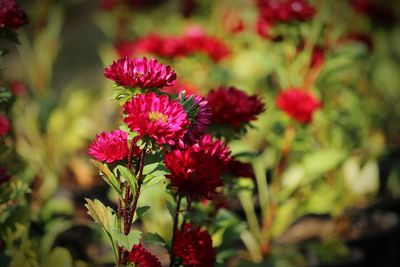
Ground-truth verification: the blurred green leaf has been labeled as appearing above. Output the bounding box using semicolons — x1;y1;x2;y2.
143;232;169;249
135;206;150;220
42;247;73;267
343;157;379;196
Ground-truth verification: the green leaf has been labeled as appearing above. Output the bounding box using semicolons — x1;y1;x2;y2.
42;247;73;267
84;198;118;262
90;160;121;194
216;250;237;263
143;162;168;177
135;206;150;220
84;198;116;233
0;28;20;44
302;149;346;182
114;165;137;191
143;232;169;248
113;230;141;250
343;158;379;196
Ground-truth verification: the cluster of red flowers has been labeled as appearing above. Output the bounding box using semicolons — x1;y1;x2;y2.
173;223;216;267
129;244;161;267
0;0;28;29
207;86;265;131
164;134;231;200
104;57;176;88
256;0;316;39
276;88;321;124
116;29;230;62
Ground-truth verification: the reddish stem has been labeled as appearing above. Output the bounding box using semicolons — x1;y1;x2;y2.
169;194;183;267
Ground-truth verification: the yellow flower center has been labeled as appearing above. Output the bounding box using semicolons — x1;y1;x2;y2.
148;111;168;123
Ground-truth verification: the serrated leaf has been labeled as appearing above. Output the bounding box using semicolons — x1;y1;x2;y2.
84;198;116;233
85;198;118;261
90;160;121;194
113;230;141;250
114;165;137;191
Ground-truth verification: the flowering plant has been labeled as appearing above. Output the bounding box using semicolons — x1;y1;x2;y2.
86;56;264;266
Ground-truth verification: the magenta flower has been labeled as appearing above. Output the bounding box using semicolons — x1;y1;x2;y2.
104;57;176;89
123;92;189;146
88;130;130;163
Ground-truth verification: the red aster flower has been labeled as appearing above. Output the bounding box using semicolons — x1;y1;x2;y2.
125;34;189;59
184;29;230;62
164;134;230;200
88;130;131;163
129;244;161;267
276;88;322;124
207;87;265;131
164;148;222;200
257;0;315;23
192;134;231;168
173;223;216;267
0;114;10;136
0;0;28;29
104;57;177;89
123;92;189;146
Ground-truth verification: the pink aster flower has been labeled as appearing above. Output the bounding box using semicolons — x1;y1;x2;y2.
128;244;161;267
276;88;322;124
0;115;10;136
0;0;28;29
104;57;176;89
207;86;265;131
123;92;189;145
88;130;130;163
